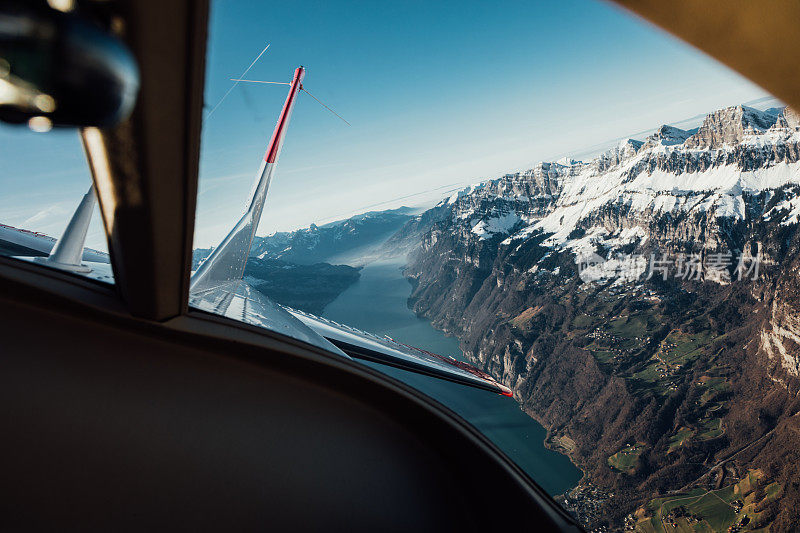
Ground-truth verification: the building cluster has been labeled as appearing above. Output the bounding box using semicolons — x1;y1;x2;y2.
586;327;649;363
558;482;612;529
664;506;701;528
728;513;750;533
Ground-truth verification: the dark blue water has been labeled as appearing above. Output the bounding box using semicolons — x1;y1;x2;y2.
323;258;581;496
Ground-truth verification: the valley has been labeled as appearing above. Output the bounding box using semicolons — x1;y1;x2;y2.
399;103;800;531
228;102;800;531
191;208;416;314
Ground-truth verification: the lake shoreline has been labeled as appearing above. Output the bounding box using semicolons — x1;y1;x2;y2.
322;256;581;497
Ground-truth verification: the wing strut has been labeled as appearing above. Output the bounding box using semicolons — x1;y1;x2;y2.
35;184;96;273
34;127;103;273
188;66;512;396
191;66;305;294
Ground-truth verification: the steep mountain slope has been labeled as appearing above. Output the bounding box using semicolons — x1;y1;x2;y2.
403;104;800;531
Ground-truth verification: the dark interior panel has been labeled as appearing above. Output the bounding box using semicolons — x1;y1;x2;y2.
0;272;579;531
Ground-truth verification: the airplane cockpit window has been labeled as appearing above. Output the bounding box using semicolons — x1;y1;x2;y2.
193;1;800;530
0;127;113;284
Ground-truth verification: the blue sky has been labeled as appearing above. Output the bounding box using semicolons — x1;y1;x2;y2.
0;0;771;249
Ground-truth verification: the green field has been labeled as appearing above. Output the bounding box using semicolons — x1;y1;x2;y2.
572;313;594;329
632;359;667;383
637;488;735;533
591;349;616;364
635;471;779;532
697;418;723;440
657;330;715;367
698;377;730;405
628;331;721;398
608;442;646;474
629;358;677;397
690;490;737;531
667;427;695;453
663;414;725;452
609;314;652;340
764;482;783;502
586;312;659;368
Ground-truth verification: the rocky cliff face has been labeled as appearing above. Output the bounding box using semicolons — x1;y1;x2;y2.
403;104;800;531
685;105;782;149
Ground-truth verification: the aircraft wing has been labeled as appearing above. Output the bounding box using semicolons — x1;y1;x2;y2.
189;280;349;357
188;65;512;397
0;223;108;262
288;307;513;396
190;280;511;395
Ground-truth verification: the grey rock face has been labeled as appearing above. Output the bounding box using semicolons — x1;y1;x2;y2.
399;103;800;530
777;106;800;130
643;125;694;148
684;105;779;149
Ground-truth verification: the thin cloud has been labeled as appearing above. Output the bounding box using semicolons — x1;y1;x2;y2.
21;203;69;228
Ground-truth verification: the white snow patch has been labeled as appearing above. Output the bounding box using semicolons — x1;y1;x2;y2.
471;211;521;240
764;195;800;225
447;182;486;205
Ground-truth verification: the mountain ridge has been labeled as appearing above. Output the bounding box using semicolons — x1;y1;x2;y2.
249;206;415;266
197;100;800;531
400;102;800;531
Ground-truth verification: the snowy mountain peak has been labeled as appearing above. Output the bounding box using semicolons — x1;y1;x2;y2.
771;107;800;131
432;101;800;268
593;138;643;170
644;124;693;147
607;137;644;156
685;104;780;149
444;183;487;206
617;137;643;150
556;156;581;166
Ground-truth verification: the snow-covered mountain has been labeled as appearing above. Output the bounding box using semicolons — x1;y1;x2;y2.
249;206;416;266
193;206;417;269
401;104;800;531
191;207;419;315
433;104;800;272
